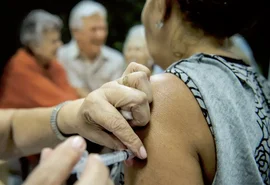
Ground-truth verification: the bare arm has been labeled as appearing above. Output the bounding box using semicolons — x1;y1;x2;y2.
0;107;60;159
125;74;216;185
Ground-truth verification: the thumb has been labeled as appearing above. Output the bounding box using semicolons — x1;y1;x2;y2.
87;99;147;159
24;136;86;185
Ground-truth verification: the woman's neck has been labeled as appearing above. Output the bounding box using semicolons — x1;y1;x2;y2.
162;35;239;69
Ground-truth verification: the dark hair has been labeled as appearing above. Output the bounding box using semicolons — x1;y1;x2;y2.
177;0;265;38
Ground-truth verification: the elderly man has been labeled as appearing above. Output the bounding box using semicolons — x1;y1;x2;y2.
58;0;125;97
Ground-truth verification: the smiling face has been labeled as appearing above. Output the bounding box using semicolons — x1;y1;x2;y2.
73;13;108;60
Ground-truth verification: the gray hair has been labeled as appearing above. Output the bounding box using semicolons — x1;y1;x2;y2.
20;9;63;46
123;25;154;67
123;25;146;53
69;0;107;30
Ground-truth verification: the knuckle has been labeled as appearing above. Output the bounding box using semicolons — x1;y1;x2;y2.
129;62;138;70
132;72;148;88
82;110;95;124
136;92;148;104
142;66;151;76
132;113;150;127
134;63;151;76
125;134;139;147
85;91;99;104
137;71;148;81
101;81;115;88
132;104;150;126
108;118;139;145
108;117;127;132
78;104;94;125
81;93;101;120
124;62;138;74
135;117;149;127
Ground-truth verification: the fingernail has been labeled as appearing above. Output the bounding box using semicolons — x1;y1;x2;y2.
72;136;85;151
139;146;147;159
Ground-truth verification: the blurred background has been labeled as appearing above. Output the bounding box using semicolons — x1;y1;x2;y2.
1;0;270;77
1;0;144;75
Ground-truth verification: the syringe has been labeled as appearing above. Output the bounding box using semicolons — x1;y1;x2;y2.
72;149;135;179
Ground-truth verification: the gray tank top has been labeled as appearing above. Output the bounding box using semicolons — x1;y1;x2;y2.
114;53;270;185
166;53;270;185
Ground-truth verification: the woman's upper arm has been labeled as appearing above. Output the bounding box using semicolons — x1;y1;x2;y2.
125;73;216;185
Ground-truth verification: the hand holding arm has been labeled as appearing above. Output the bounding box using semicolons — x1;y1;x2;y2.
0;63;152;160
58;63;152;159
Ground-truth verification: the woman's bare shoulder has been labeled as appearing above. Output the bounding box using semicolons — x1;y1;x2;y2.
125;73;216;185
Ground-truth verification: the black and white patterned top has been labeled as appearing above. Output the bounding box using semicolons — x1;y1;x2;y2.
166;53;270;185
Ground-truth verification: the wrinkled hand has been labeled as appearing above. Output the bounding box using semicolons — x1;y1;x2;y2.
23;136;113;185
59;63;152;159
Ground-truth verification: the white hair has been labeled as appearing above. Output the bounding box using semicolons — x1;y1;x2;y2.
123;25;146;52
20;9;63;46
123;25;154;67
69;0;107;30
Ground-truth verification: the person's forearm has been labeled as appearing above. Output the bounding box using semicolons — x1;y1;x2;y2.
0;108;60;159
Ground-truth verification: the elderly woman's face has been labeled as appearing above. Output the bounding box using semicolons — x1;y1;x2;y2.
124;38;152;68
32;29;62;62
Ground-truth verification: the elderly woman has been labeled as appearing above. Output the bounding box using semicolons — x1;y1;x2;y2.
123;0;269;185
0;10;79;109
123;25;163;75
0;9;81;179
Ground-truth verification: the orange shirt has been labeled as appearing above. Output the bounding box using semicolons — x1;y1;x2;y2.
0;48;79;108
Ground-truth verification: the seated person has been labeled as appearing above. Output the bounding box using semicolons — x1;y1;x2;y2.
0;9;79;180
123;0;270;185
58;0;125;97
123;25;163;75
0;9;78;108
